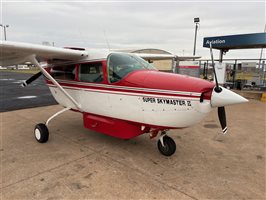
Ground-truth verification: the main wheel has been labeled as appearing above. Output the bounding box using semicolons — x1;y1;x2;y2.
157;136;176;156
34;123;49;143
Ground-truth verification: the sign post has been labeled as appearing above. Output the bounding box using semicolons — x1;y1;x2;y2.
214;63;226;84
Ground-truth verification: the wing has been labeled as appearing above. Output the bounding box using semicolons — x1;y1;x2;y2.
0;41;88;66
133;53;175;60
133;53;201;61
0;41;86;110
176;56;201;61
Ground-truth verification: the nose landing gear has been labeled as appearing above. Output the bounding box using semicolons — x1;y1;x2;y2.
149;129;177;156
157;131;176;156
150;130;176;156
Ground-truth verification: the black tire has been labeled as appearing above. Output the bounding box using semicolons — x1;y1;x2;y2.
157;136;176;156
34;123;49;143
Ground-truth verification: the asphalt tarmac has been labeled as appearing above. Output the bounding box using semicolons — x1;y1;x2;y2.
0;71;57;112
1;100;265;199
0;71;265;199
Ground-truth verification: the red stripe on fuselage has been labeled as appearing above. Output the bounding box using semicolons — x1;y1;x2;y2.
46;80;201;99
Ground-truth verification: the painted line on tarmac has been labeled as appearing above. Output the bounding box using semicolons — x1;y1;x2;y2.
0;78;15;81
12;80;26;84
17;96;37;99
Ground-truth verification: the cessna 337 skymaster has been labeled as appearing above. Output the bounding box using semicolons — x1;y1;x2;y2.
0;41;248;156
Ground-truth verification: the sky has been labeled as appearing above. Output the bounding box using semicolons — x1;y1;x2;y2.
1;0;265;59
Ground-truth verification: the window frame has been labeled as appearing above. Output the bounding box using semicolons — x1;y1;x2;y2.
50;64;78;81
107;53;156;84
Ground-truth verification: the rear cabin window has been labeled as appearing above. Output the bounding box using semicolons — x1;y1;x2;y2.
51;65;76;80
79;62;103;83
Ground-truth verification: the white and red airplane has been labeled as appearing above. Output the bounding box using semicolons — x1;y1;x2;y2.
0;41;248;156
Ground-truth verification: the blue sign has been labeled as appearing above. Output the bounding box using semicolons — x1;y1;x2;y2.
203;33;266;49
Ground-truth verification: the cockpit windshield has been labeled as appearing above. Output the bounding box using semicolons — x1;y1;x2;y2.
107;53;156;83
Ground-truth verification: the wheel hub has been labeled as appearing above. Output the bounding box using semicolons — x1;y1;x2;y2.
35;128;41;140
161;144;169;153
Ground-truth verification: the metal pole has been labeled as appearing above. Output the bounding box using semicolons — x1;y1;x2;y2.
203;62;206;79
171;58;175;73
193;23;199;56
206;60;209;79
258;24;266;84
3;26;6;40
262;61;265;86
233;59;237;89
199;60;202;77
175;60;180;74
219;50;223;63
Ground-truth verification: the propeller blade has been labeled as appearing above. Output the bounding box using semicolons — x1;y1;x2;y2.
21;71;42;87
218;106;227;134
209;43;222;93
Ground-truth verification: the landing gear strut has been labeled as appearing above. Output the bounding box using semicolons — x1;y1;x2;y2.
157;133;176;156
34;107;70;143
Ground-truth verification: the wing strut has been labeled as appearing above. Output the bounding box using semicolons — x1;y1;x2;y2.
29;55;82;111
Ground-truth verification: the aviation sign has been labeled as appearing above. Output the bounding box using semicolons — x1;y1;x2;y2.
203;32;266;50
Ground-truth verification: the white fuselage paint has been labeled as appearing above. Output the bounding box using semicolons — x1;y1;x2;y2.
48;82;212;128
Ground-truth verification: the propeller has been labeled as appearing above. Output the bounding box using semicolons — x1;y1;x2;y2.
209;43;222;93
218;106;227;134
21;71;42;87
209;43;227;134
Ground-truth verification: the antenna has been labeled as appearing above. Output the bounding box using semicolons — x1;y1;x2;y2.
103;30;110;51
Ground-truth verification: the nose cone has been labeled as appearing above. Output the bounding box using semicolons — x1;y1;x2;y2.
211;86;248;107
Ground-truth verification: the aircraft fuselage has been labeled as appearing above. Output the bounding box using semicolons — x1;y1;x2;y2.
45;54;215;139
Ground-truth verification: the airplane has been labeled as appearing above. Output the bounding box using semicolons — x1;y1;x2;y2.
0;41;248;156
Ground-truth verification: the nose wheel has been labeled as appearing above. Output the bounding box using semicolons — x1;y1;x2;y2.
157;135;176;156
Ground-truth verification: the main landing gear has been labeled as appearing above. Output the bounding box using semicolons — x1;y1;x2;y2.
34;123;49;143
34;107;70;143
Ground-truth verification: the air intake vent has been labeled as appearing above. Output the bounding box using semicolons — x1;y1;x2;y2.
64;47;85;51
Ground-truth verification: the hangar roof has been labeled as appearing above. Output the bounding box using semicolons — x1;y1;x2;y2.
115;48;172;55
130;48;172;55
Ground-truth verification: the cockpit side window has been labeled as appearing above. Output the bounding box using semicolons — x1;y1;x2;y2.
107;53;156;83
79;62;103;83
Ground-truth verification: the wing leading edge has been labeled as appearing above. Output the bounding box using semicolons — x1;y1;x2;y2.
0;41;88;67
